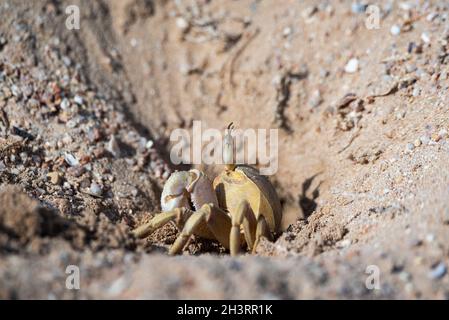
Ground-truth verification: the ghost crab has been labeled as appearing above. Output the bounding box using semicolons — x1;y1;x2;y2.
132;123;282;256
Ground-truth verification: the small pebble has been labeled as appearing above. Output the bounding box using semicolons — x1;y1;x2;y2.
63;181;72;190
421;32;430;44
405;143;414;152
90;182;103;197
80;178;91;189
344;58;359;73
11;85;22;97
419;135;430;145
14;80;30;98
425;233;435;243
413;139;421;147
74;95;83;105
390;25;401;36
88;127;103;143
64;153;79;166
93;147;107;159
399;271;411;282
107;135;121;158
428;263;447;280
176;17;189;31
308;90;322;109
19;152;28;162
426;13;438;22
405;64;417;73
67;165;86;177
145;140;154;149
438;129;447;140
282;27;292;37
431;133;441;142
66;119;77;129
336;239;351;248
396;110;406;119
47;171;61;185
62;56;71;67
60;98;70;110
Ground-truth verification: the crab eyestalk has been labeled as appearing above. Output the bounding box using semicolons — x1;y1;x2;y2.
223;122;236;171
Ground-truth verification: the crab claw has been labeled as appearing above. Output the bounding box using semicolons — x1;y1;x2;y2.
161;169;218;212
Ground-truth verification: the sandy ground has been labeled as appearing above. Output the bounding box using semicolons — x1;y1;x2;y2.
0;0;449;299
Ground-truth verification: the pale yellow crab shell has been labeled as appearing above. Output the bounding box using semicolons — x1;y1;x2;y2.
213;165;282;233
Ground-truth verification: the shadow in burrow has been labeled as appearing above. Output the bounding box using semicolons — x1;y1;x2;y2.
298;172;323;219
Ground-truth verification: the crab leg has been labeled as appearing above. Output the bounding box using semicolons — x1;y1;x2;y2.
252;215;272;254
169;210;207;255
230;200;257;256
132;207;194;239
169;203;232;255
